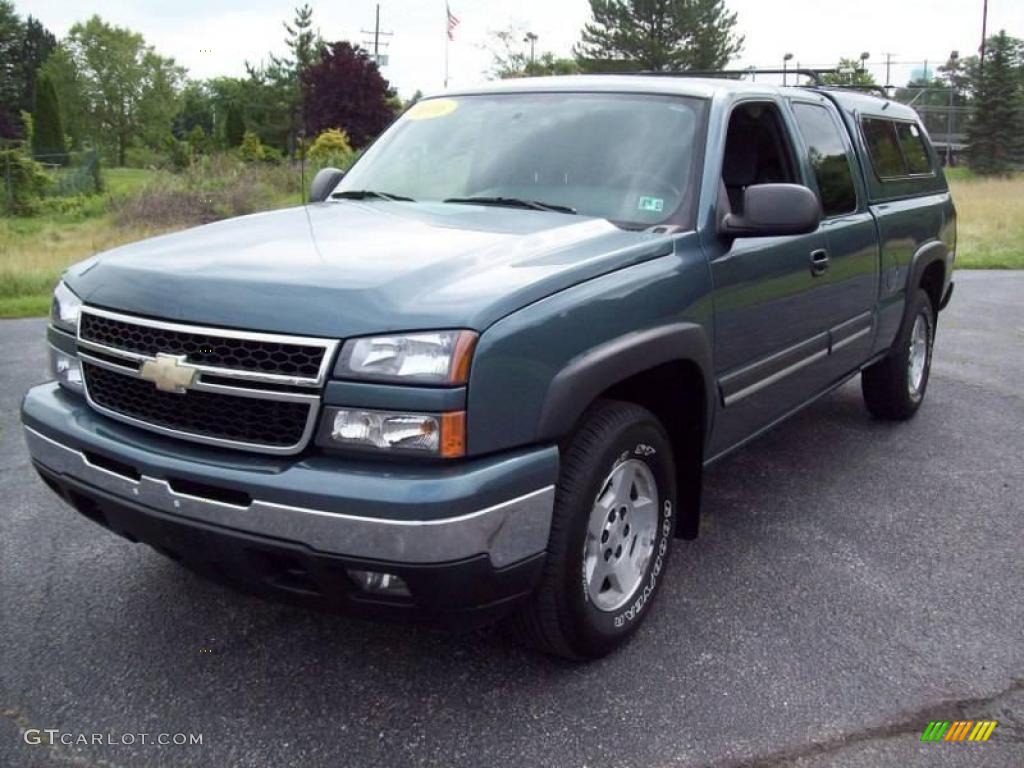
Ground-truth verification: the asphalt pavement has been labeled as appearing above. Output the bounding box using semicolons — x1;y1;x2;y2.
1;270;1022;768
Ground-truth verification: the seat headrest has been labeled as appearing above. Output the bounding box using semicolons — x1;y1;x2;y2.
722;140;759;188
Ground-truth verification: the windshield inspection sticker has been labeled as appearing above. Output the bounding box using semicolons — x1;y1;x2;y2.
638;196;665;213
405;98;459;121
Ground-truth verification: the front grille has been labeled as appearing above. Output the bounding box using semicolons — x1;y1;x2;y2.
80;312;326;378
83;363;311;449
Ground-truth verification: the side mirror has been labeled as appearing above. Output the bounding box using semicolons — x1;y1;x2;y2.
309;167;346;203
720;183;821;238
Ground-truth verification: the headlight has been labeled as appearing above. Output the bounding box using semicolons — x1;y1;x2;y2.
336;331;477;384
50;281;82;333
319;407;466;458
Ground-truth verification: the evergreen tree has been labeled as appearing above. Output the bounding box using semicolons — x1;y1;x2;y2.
574;0;743;72
967;31;1024;174
17;15;56;113
250;4;322;157
31;72;66;163
225;102;245;147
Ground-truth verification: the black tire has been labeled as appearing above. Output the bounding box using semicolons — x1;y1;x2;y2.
507;400;677;660
861;288;935;420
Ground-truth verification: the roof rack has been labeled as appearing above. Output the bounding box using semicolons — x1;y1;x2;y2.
626;68;835;85
611;68;893;98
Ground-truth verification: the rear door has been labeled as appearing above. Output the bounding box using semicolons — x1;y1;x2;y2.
786;97;879;378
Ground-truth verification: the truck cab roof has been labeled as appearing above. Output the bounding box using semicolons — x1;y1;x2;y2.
443;73;922;122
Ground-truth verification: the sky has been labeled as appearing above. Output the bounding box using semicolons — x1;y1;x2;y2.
15;0;1024;98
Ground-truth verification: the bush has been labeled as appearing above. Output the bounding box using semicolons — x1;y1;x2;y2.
0;149;51;215
112;152;299;229
125;145;171;169
307;128;356;172
238;131;265;162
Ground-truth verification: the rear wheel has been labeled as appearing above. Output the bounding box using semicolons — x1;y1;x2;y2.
862;288;935;420
507;400;677;660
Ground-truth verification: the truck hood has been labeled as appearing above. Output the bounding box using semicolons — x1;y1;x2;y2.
66;202;675;338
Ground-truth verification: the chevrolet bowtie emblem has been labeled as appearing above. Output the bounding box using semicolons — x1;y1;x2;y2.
139;353;198;393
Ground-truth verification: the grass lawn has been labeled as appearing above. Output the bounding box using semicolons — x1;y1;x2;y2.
947;173;1024;269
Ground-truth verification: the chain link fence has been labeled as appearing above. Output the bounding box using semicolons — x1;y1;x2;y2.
2;148;102;214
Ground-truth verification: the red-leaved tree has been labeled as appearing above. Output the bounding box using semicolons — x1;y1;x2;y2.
301;41;396;149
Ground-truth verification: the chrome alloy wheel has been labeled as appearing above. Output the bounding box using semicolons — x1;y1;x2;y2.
907;310;930;399
583;458;659;612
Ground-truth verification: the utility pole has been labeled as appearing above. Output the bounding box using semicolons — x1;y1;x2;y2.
524;32;538;66
782;52;793;86
882;52;897;89
979;0;989;77
946;50;959;167
360;3;393;68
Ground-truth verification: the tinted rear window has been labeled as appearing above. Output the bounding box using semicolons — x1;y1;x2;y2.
861;118;906;179
792;103;857;216
895;121;932;174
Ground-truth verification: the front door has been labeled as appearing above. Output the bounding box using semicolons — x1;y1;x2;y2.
707;100;833;457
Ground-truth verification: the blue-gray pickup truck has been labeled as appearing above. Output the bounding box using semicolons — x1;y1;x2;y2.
23;74;955;659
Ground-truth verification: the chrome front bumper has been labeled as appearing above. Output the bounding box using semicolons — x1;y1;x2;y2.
23;421;556;568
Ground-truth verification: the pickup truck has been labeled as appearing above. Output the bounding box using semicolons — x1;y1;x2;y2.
23;74;955;660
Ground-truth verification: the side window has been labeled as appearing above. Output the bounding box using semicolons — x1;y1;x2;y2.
791;103;857;217
861;118;906;179
895;121;932;174
721;102;798;216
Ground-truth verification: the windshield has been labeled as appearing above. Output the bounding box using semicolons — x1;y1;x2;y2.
335;92;706;229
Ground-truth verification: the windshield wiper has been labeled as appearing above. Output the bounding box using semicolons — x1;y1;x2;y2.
331;189;416;202
443;196;577;215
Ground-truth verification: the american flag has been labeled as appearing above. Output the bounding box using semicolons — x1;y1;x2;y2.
446;3;460;40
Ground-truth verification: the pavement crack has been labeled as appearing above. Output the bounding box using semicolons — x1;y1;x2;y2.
708;677;1024;767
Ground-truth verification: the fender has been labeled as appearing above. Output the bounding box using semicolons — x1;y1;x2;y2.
537;321;714;443
537;321;713;540
904;239;949;322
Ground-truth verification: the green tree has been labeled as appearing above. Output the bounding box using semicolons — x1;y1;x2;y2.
248;4;322;157
574;0;743;72
238;130;266;162
17;15;56;112
225;102;245;147
0;4;55;138
0;2;22;135
485;27;578;78
820;57;877;87
967;31;1024;174
31;72;66;163
38;46;89;149
63;15;185;165
173;81;215;142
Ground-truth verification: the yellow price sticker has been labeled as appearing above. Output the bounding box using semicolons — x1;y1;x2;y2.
405;98;459;121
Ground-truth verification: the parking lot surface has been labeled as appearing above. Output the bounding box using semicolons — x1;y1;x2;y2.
1;270;1021;767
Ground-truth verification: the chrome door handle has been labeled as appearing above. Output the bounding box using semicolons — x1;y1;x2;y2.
810;249;830;276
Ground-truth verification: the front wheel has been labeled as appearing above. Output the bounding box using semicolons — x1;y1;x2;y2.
861;288;935;420
507;400;677;660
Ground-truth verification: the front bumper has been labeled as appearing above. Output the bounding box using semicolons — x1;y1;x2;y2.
22;383;558;621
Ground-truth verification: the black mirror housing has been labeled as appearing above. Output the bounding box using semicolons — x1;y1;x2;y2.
720;183;822;238
309;167;346;203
